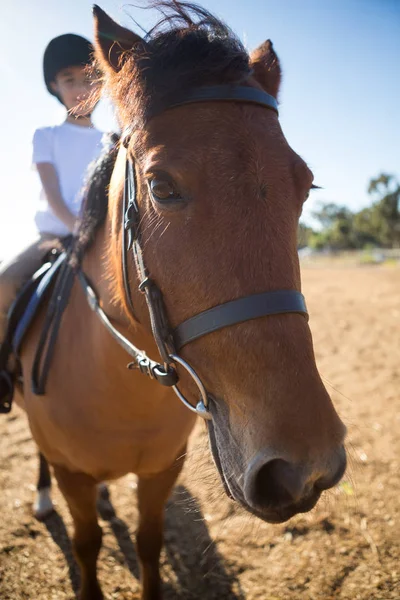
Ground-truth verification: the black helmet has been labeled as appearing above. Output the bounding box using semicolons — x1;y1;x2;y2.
43;34;94;98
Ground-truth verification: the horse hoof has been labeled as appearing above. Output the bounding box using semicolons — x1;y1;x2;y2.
33;487;54;521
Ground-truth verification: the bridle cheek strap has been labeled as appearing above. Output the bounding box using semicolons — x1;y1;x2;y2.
173;290;308;350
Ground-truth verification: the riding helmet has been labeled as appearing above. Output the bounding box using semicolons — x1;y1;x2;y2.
43;34;94;98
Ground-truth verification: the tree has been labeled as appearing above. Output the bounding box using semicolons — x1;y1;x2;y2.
311;203;352;231
297;173;400;251
310;202;356;250
352;207;381;248
367;173;400;248
297;222;314;248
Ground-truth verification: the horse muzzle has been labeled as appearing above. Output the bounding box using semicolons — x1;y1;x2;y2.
238;446;347;523
210;432;347;523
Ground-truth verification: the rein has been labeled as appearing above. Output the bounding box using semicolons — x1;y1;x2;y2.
78;85;308;420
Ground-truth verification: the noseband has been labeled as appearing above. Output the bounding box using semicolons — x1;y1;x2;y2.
81;85;308;420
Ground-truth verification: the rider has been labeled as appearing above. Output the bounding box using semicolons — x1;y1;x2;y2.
0;34;104;408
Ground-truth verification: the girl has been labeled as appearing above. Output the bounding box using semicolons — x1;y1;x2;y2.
0;33;104;407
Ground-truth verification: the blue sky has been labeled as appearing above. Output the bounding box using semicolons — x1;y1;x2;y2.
0;0;399;258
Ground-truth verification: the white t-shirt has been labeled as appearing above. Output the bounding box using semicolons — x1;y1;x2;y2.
32;122;104;236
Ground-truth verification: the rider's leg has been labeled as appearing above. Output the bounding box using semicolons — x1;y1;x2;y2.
0;233;55;402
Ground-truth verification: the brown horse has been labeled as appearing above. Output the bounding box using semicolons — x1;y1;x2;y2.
17;2;346;599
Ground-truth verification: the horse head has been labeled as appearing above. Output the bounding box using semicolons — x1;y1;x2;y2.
92;2;346;524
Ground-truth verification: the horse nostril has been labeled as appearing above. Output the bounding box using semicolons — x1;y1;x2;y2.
248;458;305;510
315;446;347;491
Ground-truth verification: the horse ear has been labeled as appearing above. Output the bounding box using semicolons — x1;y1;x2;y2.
250;40;281;99
93;5;145;73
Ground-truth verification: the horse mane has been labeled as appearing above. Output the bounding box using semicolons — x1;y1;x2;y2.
99;1;252;129
70;133;120;268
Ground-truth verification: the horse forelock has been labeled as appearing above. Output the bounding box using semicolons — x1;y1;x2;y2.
98;1;252;129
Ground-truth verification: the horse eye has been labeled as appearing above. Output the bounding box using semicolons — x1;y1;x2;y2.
305;183;321;201
149;178;181;202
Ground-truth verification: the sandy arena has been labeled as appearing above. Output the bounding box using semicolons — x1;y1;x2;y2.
0;266;399;599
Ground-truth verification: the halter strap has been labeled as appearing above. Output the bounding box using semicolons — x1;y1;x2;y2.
174;290;308;350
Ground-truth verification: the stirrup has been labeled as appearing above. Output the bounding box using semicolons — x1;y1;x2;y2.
0;371;14;414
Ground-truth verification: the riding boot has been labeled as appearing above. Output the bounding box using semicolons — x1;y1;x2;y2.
0;336;14;413
0;369;14;413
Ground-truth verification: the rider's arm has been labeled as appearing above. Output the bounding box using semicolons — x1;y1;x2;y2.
36;163;76;233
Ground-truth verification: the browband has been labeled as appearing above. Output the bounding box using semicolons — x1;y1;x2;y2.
146;85;279;120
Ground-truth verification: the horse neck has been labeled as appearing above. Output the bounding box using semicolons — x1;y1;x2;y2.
75;215;196;435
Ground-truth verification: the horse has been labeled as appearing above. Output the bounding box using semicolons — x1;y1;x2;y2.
15;2;347;599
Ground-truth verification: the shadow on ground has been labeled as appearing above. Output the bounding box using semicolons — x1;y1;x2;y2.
43;510;80;596
43;483;244;599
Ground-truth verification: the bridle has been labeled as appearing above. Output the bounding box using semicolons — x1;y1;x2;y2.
80;84;308;420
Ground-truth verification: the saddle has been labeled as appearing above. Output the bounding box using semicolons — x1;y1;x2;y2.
0;245;71;413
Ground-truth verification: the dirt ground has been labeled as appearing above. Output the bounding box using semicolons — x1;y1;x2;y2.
0;266;399;600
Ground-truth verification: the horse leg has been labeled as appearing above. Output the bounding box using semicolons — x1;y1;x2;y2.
53;465;103;600
33;452;54;520
136;449;186;600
